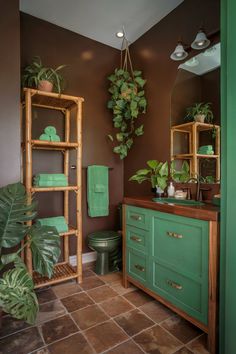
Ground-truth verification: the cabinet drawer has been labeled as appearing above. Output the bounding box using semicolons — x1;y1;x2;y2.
151;261;208;325
126;206;150;230
126;225;148;252
127;248;148;284
152;212;209;278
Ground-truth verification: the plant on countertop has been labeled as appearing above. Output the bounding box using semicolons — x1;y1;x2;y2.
170;161;190;183
22;56;66;93
185;102;214;124
0;182;60;324
129;160;168;191
107;38;147;159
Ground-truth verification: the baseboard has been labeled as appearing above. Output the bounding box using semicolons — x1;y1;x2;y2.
69;252;97;266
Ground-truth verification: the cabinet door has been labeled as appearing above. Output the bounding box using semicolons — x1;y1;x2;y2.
126;247;148;285
150;210;209;325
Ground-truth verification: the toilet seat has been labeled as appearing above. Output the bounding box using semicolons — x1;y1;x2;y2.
87;230;121;241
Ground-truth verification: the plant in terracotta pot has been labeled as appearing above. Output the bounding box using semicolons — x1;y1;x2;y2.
129;160;168;195
0;182;61;324
22;56;66;93
185;102;214;123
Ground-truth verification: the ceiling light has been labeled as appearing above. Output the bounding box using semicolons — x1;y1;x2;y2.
170;42;188;61
185;57;199;67
203;45;217;56
191;29;210;50
116;31;124;38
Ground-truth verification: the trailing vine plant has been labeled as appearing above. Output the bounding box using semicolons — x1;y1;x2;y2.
107;38;147;159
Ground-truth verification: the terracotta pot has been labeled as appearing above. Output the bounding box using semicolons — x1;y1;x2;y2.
194;114;205;123
38;80;53;92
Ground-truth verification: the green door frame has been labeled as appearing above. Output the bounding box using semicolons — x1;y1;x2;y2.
220;0;236;352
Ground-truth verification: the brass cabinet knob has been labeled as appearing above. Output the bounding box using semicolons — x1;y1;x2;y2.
130;235;142;243
166;279;183;290
166;231;183;239
134;264;145;272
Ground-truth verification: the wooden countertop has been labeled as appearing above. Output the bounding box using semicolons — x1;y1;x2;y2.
123;196;220;222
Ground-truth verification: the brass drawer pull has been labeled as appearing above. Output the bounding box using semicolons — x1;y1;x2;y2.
130;214;142;221
166;279;183;290
166;231;183;239
134;264;145;272
130;235;142;243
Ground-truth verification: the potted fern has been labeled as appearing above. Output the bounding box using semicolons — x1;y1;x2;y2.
22;56;66;93
0;182;60;325
185;102;214;123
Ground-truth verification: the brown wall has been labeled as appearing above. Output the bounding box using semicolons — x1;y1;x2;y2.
124;0;220;196
0;0;20;187
20;13;123;253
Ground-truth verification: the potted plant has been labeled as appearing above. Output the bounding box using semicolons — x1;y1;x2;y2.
129;160;168;196
22;56;66;93
107;38;147;160
170;161;190;182
0;182;61;324
185;102;214;123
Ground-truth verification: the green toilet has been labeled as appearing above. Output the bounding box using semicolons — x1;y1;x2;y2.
87;230;122;275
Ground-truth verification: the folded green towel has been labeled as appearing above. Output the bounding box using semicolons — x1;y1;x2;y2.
87;165;109;217
34;174;67;181
39;133;50;141
34;180;68;187
45;126;57;136
37;216;68;233
50;134;61;142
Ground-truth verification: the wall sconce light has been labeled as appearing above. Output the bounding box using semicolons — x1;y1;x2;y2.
170;42;188;61
191;29;210;50
170;28;211;61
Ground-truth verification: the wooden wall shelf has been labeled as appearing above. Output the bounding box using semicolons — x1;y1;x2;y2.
171;122;220;180
22;88;84;287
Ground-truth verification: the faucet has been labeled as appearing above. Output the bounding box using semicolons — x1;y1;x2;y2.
187;176;203;201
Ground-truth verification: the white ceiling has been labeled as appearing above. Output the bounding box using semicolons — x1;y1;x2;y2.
20;0;183;49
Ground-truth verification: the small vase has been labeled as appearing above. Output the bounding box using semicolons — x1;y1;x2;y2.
38;80;53;92
194;114;205;123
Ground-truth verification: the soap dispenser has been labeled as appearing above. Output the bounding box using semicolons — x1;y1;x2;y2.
167;182;175;197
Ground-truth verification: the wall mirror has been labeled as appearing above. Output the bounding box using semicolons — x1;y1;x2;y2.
170;43;221;182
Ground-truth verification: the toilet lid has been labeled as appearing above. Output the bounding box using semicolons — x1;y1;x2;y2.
88;230;121;241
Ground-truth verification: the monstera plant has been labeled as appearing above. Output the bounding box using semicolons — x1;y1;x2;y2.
107;38;147;159
0;183;60;324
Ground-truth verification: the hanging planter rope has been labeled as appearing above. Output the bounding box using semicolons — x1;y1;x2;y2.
107;37;147;159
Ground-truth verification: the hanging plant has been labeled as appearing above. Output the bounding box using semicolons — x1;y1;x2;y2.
107;38;147;159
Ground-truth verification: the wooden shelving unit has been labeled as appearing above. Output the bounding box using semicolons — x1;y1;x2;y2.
170;121;220;180
21;88;84;288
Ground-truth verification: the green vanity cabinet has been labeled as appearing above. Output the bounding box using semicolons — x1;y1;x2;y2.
150;211;209;325
125;205;209;325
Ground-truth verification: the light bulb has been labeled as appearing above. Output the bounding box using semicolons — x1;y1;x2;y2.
116;31;124;38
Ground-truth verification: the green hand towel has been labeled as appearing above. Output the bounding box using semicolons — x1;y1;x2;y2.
87;165;109;217
50;134;61;142
44;126;57;136
39;133;50;141
37;216;68;233
34;174;67;181
34;180;68;187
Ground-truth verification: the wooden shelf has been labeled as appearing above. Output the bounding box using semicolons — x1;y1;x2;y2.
22;88;84;111
31;140;79;150
31;186;78;192
171;121;220;180
22;88;83;287
174;154;219;159
33;263;78;288
59;227;77;237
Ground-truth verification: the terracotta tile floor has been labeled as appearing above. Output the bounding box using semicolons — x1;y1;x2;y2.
0;269;210;354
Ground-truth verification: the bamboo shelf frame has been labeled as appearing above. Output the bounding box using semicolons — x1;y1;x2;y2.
171;122;220;180
22;88;84;287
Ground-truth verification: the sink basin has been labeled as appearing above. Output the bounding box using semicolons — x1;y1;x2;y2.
152;197;204;206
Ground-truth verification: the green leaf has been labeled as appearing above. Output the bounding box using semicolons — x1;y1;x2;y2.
0;268;39;324
29;225;61;278
116;133;124;142
107;100;114;109
116;69;124;75
126;138;133;149
138;90;145;97
133;70;142;76
139;98;147;108
116;100;125;109
130;100;137;110
107;134;114;142
159;161;168;177
108;74;116;82
135;77;146;87
135;169;150;175
0;183;37;248
129;175;148;184
135;125;144;136
147;160;159;170
156;176;168;191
